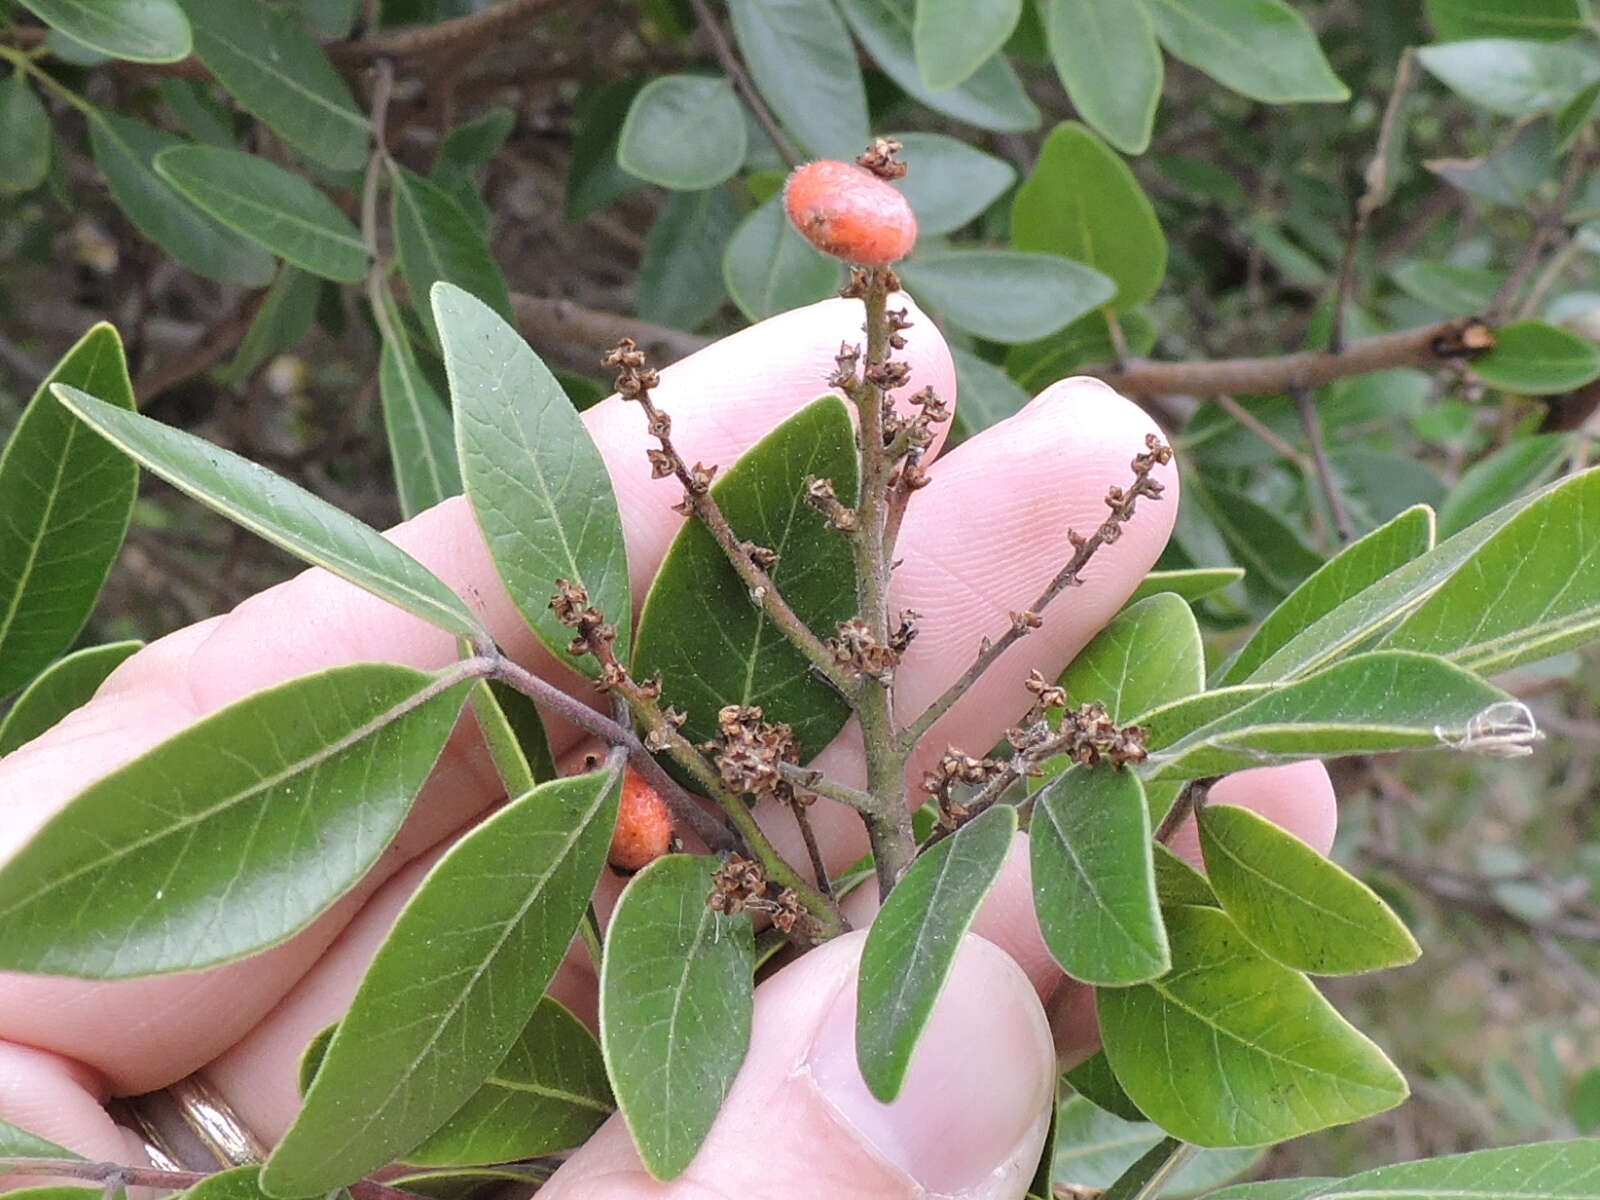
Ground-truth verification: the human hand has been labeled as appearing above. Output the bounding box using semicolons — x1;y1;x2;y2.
0;296;1335;1198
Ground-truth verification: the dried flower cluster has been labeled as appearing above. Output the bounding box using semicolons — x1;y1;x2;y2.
708;854;813;937
707;704;799;802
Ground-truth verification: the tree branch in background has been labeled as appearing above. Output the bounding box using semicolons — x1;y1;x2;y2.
686;0;801;169
513;295;710;367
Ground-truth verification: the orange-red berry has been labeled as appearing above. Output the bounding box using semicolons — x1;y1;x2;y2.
608;766;673;872
783;160;918;266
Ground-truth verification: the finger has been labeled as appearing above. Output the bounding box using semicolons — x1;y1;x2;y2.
0;1041;147;1185
1166;761;1338;864
0;296;954;1094
539;931;1053;1199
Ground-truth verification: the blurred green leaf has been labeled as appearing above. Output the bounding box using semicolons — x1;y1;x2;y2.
601;853;754;1181
1438;434;1568;536
155;145;368;283
899;249;1115;342
1012;122;1166;308
1200;1182;1336;1199
949;345;1030;438
565;79;648;221
0;70;50;195
1418;38;1600;116
0;327;138;699
436;106;515;173
265;765;621;1195
378;317;461;519
1571;1068;1600;1134
723;192;843;321
914;0;1022;91
728;0;870;159
296;0;361;37
1427;120;1555;206
1006;310;1157;392
19;0;190;62
1144;0;1348;104
435;283;630;672
391;164;514;346
858;804;1016;1101
178;0;369;169
1197;481;1322;600
1054;1097;1263;1195
617;75;746;189
1099;905;1407;1146
1426;0;1584;40
1044;0;1162;155
638;185;737;330
1473;320;1600;393
1236;1141;1600;1199
221;265;323;384
1063;1053;1145;1122
1390;261;1502;313
0;661;472;977
634;397;855;756
0;639;140;755
890;131;1017;236
0;1116;80;1160
154;77;236;147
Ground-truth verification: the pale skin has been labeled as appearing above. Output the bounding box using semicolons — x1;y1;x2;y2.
0;297;1336;1199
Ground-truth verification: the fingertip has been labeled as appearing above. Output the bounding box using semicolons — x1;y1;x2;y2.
1167;761;1339;866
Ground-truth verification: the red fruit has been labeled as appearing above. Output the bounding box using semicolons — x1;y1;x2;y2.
608;766;673;872
783;160;918;266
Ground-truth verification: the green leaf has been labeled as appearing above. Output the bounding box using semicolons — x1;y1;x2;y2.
1283;1140;1600;1199
485;679;558;784
178;0;369;169
1417;38;1600;117
890;131;1017;236
1063;593;1204;724
0;70;50;195
1101;1138;1192;1200
174;1166;271;1200
1154;841;1216;906
0;662;472;978
835;0;1041;133
616;75;746;189
1426;120;1554;207
1012;122;1166;309
1426;0;1584;40
391;164;514;346
1390;261;1502;314
857;804;1017;1101
565;79;648;221
950;345;1031;438
434;283;631;673
88;111;275;287
54;385;483;638
900;249;1115;342
1147;651;1512;780
1383;465;1600;674
600;853;755;1181
263;766;621;1195
638;185;738;330
1143;0;1349;104
1099;905;1407;1146
0;327;138;699
633;396;856;756
723;192;843;321
1052;1095;1263;1195
154;146;367;283
1124;568;1245;608
727;0;870;159
1216;506;1435;686
1064;1052;1145;1122
378;318;461;519
1438;434;1569;537
1571;1067;1600;1135
221;265;323;385
0;1116;79;1160
1044;0;1162;155
0;640;141;755
914;0;1022;91
1197;803;1419;975
1031;766;1167;984
435;105;515;173
18;0;190;62
1198;480;1322;600
1200;1183;1336;1200
403;996;613;1165
155;77;236;147
1473;320;1600;394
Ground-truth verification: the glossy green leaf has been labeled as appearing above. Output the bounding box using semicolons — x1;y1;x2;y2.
178;0;369;169
0;327;138;699
723;192;844;322
601;853;755;1181
638;185;737;330
890;131;1017;236
379;322;461;519
18;0;190;62
485;679;557;785
1031;766;1166;984
1473;320;1600;394
264;766;621;1195
1012;122;1166;309
857;804;1017;1101
949;345;1030;438
0;1117;79;1161
154;146;367;283
221;265;323;384
900;249;1115;342
1383;465;1600;674
1438;434;1568;537
1217;506;1434;686
1052;1095;1263;1195
0;640;141;755
616;75;746;189
1143;0;1349;104
1147;651;1511;780
1124;568;1245;608
1099;905;1407;1146
1138;685;1272;752
1063;593;1204;724
835;0;1041;133
52;385;483;639
1063;1052;1145;1121
914;0;1022;91
1044;0;1162;155
88;111;275;287
0;70;50;195
1198;803;1419;975
1418;38;1600;116
404;996;613;1165
634;396;855;755
0;662;472;978
1427;0;1584;40
392;164;514;346
728;0;869;158
434;283;630;672
1278;1140;1600;1200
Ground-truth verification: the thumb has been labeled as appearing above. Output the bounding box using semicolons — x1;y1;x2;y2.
540;931;1055;1199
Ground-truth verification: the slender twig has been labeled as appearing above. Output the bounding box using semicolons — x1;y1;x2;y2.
1489;134;1591;322
788;798;834;901
686;0;801;169
1205;392;1316;471
0;1160;430;1200
1153;776;1218;845
777;761;877;813
1294;385;1356;543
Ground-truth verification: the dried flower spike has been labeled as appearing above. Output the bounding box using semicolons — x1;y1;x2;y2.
784;159;918;266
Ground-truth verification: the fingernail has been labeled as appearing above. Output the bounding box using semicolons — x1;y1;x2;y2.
805;937;1055;1196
